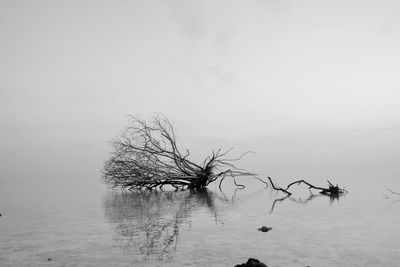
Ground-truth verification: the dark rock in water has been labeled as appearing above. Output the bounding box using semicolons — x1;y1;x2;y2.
235;258;267;267
0;213;2;217
48;258;53;261
258;226;272;232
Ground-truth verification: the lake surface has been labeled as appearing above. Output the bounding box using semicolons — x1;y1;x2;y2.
1;170;399;266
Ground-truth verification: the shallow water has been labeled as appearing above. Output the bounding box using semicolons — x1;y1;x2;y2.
1;170;400;267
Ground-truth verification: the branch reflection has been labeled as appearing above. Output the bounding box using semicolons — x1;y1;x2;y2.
269;192;341;214
104;189;223;260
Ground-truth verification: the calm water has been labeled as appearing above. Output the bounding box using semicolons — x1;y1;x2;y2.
1;171;399;266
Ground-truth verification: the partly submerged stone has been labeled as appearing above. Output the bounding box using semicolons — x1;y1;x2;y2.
257;226;272;232
235;258;267;267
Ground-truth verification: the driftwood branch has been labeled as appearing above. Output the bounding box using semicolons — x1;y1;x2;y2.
267;176;347;196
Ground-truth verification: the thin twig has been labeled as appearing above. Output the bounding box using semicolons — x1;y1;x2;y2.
267;177;292;195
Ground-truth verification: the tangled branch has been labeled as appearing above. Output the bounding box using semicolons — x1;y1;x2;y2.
103;115;254;190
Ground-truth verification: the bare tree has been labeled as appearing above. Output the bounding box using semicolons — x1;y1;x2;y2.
103;115;254;190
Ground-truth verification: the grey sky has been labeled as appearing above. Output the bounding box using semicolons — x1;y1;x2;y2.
1;0;399;184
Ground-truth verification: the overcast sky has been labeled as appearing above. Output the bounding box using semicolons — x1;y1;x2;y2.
1;0;399;185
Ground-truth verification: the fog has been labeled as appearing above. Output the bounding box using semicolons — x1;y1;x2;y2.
1;0;399;190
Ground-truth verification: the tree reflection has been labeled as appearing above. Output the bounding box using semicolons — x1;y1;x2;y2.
104;189;222;260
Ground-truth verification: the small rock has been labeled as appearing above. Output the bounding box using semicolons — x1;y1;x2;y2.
48;258;53;261
235;258;267;267
258;226;272;232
